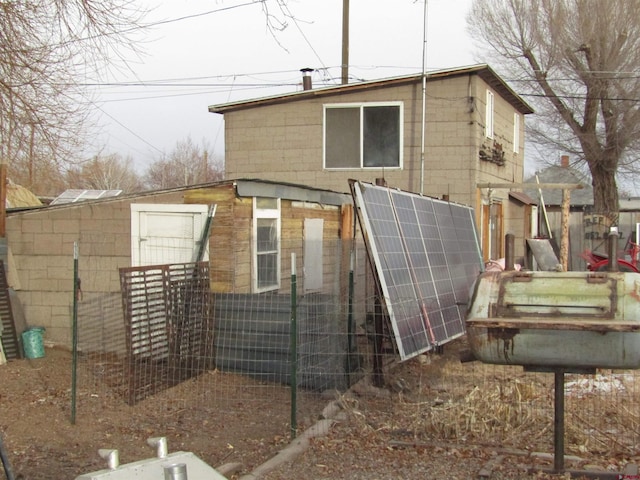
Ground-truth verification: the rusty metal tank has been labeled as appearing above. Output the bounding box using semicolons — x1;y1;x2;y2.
465;270;640;370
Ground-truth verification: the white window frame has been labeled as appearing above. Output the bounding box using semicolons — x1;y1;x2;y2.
513;113;521;153
485;90;494;139
323;102;404;170
252;197;281;293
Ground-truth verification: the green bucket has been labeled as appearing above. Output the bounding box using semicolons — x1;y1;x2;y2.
22;327;45;359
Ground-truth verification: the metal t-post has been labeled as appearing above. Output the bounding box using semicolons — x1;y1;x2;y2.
290;253;298;439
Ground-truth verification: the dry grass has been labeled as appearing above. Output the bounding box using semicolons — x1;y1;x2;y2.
342;350;640;465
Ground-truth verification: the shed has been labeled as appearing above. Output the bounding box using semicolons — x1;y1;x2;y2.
6;179;355;346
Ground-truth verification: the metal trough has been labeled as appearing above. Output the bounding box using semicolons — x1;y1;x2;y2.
466;269;640;370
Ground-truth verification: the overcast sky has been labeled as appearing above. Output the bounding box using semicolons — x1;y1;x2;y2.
87;0;477;171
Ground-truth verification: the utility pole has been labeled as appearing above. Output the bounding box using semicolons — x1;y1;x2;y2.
202;150;208;183
341;0;349;84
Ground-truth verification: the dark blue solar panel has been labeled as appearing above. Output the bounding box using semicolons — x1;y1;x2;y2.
354;182;483;360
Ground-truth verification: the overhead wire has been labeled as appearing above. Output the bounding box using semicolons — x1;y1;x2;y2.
84;1;332;159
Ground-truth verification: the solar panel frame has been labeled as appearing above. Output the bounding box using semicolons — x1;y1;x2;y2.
353;181;483;361
50;189;122;205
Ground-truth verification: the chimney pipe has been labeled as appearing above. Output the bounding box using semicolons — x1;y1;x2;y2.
301;68;314;91
560;155;570;168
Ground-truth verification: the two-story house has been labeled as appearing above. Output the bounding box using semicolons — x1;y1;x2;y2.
209;64;534;262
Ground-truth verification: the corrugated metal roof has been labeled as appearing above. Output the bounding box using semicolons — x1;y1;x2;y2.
208;64;534;116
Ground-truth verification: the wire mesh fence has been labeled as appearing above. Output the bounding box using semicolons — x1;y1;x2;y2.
73;237;640;462
76;238;373;412
376;355;640;461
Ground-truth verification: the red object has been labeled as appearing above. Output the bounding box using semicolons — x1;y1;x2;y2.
580;249;639;272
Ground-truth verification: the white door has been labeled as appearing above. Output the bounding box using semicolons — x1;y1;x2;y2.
303;218;324;292
131;204;211;266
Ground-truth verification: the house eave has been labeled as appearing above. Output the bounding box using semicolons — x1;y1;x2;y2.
208;63;534;115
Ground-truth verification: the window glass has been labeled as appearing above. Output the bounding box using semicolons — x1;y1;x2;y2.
253;197;280;292
324;103;402;169
257;252;278;288
485;90;494;139
325;108;360;168
256;197;278;209
363;105;400;167
257;218;277;252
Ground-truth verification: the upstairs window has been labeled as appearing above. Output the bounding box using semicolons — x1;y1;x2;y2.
485;90;494;139
324;102;403;169
253;197;280;292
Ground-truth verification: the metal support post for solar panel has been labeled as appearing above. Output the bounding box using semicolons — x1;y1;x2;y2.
290;253;298;439
71;241;79;425
372;294;384;388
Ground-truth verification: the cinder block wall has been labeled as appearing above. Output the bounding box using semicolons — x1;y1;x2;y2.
7;191;184;346
222;74;525;211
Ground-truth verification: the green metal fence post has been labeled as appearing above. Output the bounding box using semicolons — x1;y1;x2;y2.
71;241;79;425
347;250;355;380
290;253;298;439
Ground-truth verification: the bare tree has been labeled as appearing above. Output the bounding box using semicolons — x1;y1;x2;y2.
144;137;224;190
65;154;144;193
0;1;145;194
467;0;640;218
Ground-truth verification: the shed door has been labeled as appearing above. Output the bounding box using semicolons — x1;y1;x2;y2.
131;204;210;266
304;218;324;292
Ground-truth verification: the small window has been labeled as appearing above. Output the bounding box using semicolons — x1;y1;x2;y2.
253;197;280;292
485;90;494;139
513;113;520;153
324;103;403;169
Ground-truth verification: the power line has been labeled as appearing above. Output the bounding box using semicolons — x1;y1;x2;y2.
520;92;640;102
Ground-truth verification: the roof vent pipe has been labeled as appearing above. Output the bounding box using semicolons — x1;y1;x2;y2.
301;68;314;90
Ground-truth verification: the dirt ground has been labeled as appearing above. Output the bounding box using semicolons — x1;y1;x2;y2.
0;345;637;480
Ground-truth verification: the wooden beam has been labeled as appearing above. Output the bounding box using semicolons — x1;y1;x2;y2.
560;189;571;271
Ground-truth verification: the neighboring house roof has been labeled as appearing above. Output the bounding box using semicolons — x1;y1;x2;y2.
524;165;594;206
208;64;535;116
619;197;640;211
6;181;42;208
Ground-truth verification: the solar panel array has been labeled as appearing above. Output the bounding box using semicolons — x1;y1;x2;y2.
352;181;483;360
50;189;122;205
